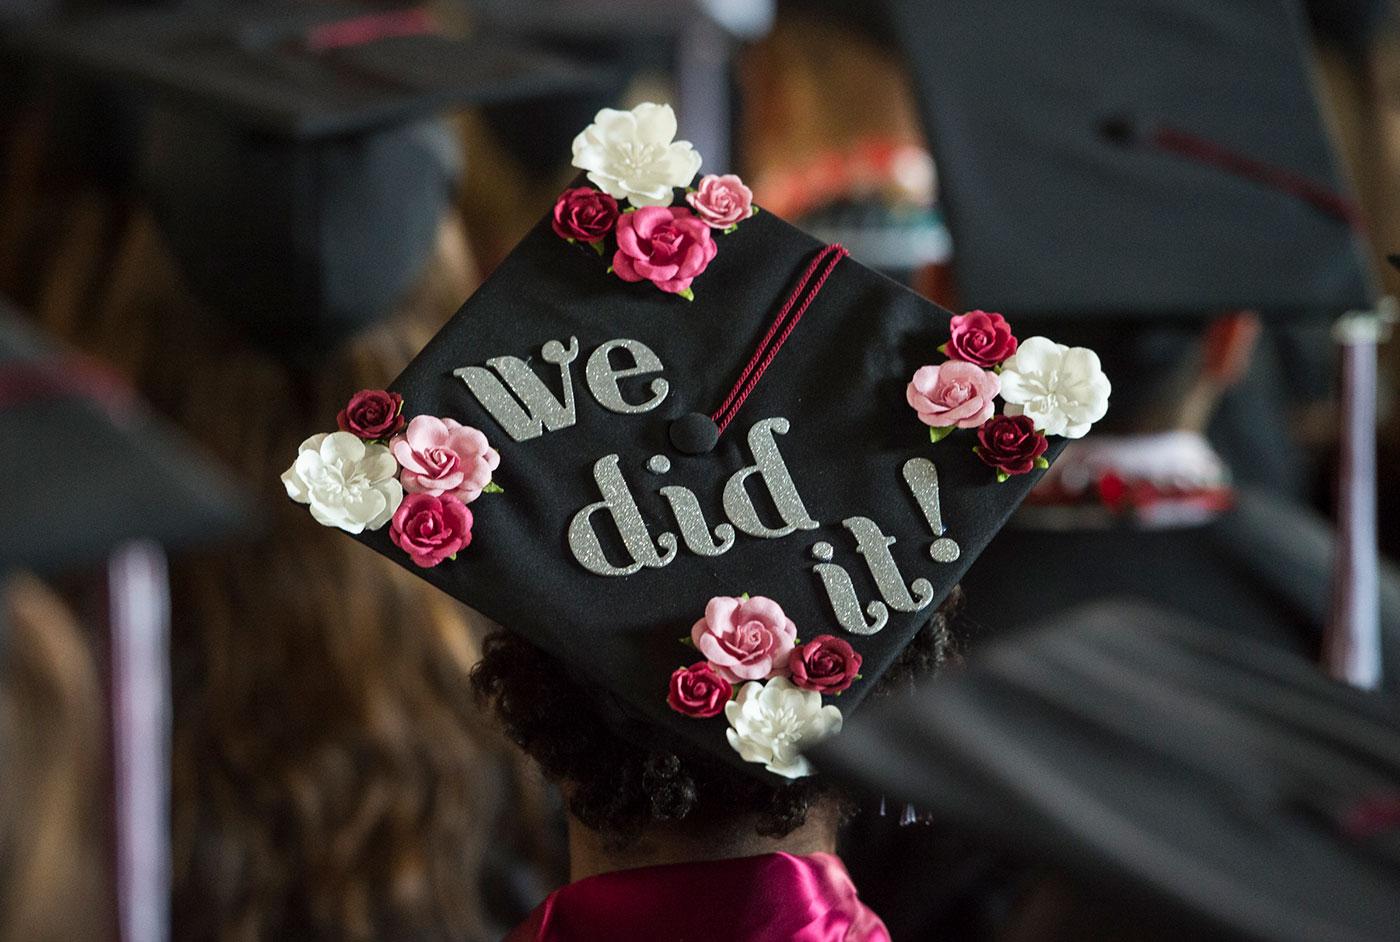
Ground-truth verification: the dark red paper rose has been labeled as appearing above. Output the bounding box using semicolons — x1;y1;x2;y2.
552;186;621;243
976;414;1049;478
946;310;1018;368
390;493;472;568
667;661;733;718
788;635;862;695
337;389;405;440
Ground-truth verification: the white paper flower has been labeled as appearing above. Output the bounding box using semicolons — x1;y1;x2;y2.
571;102;703;208
998;336;1111;439
724;677;843;779
282;432;403;534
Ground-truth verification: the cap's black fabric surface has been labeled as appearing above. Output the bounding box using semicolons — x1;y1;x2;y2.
353;186;1061;775
886;0;1374;319
0;303;250;572
8;1;598;138
816;600;1400;942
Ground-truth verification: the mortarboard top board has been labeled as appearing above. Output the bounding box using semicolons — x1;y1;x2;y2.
814;600;1400;942
282;102;1112;780
885;0;1376;321
7;2;611;359
0;300;251;574
5;1;600;139
469;0;715;42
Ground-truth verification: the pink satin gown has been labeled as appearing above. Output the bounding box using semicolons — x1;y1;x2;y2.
507;851;890;942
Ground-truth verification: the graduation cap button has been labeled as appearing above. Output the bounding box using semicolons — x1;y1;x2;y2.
670;412;719;455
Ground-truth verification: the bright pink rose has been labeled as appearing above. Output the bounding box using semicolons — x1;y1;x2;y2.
667;662;733;718
613;206;717;295
389;415;500;503
685;173;754;229
906;361;1000;429
691;595;797;683
337;389;405;440
946;310;1018;368
552;186;620;243
788;635;862;695
390;493;472;568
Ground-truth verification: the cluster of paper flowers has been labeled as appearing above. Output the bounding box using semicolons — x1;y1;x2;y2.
281;389;501;567
668;594;858;778
553;102;757;300
907;311;1111;480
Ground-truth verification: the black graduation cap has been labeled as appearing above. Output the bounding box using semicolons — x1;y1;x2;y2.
5;1;604;357
6;1;597;137
0;300;250;573
282;102;1109;779
960;486;1400;686
814;600;1400;942
885;0;1376;320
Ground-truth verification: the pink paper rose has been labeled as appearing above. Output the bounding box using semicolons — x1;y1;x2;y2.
389;415;500;503
685;173;754;229
551;186;620;243
906;361;1000;430
613;206;717;296
946;310;1018;368
691;595;798;683
788;635;862;695
337;389;405;440
390;493;472;568
691;599;800;680
667;662;734;718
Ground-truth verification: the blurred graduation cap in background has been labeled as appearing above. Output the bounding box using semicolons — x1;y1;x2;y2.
0;298;248;570
5;1;605;359
464;0;750;175
0;298;248;942
883;0;1374;321
881;0;1392;688
815;600;1400;942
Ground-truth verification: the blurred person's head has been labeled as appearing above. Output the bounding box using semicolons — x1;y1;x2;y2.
0;572;109;942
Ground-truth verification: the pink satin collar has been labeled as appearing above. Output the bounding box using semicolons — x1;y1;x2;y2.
507;851;889;942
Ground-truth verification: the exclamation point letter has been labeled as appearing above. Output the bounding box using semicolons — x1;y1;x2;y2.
901;458;961;563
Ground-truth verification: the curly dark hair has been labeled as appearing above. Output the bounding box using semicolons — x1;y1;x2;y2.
471;588;964;846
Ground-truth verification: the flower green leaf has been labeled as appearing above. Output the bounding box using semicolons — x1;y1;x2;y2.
996;471;1010;484
936;342;948;356
677;287;695;302
740;592;751;601
588;240;605;256
1034;456;1050;470
723;224;739;235
483;481;505;494
929;425;955;444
